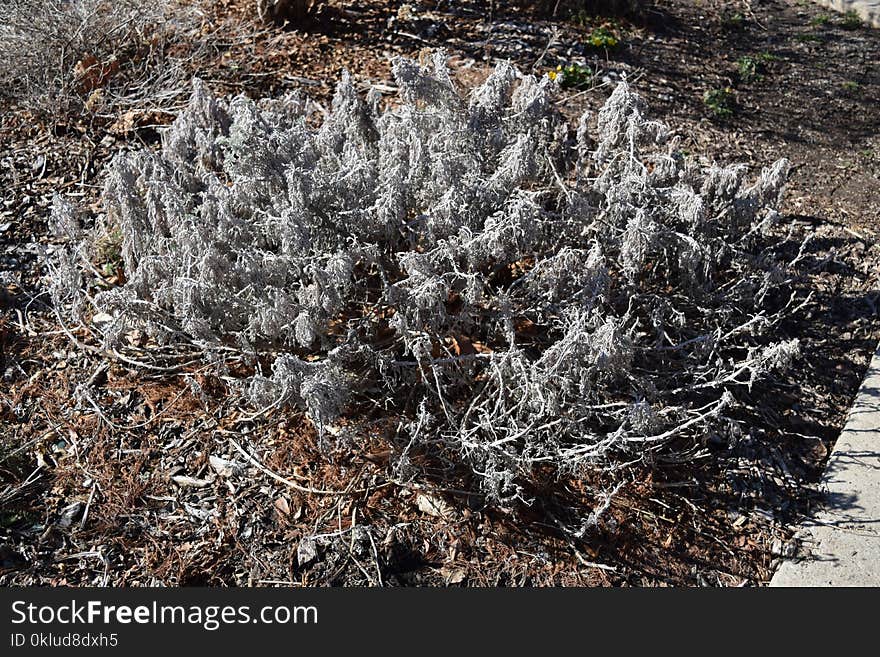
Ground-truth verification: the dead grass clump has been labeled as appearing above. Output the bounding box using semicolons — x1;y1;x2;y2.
0;0;203;119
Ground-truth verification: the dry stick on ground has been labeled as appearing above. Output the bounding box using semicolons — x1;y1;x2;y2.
532;25;560;72
226;434;388;497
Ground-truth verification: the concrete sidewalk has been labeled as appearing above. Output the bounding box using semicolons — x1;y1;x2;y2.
770;348;880;586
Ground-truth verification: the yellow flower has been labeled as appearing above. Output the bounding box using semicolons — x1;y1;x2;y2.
548;70;557;81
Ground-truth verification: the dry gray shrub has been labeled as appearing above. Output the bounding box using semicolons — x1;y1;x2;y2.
0;0;202;117
51;55;801;503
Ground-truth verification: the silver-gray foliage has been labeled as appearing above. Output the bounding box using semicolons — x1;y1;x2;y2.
52;55;800;502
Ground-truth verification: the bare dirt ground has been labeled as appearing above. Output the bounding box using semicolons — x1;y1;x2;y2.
1;0;879;586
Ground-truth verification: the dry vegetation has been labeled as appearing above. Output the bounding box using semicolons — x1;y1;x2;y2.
0;1;206;119
1;0;879;586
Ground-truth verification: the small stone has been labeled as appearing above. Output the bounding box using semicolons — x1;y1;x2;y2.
91;312;113;326
57;501;83;529
209;455;242;477
171;475;214;488
297;538;318;566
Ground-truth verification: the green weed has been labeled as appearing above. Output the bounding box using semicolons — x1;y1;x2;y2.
703;87;735;118
549;63;594;89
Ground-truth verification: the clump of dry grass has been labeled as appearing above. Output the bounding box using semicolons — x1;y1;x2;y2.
0;0;204;119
